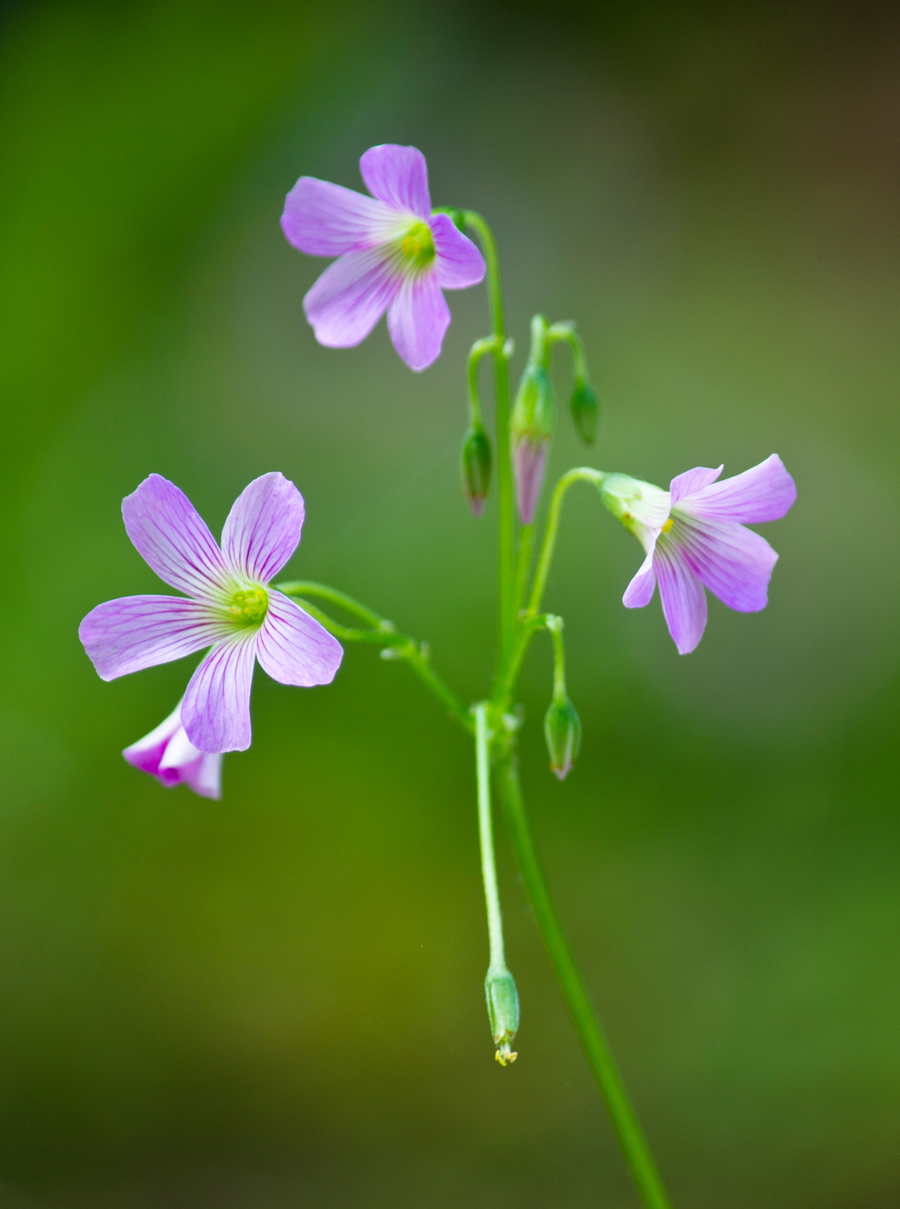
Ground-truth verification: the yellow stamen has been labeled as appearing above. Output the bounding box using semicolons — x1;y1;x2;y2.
661;518;673;534
227;586;268;627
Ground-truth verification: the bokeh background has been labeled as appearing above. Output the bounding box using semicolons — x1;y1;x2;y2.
1;1;899;1205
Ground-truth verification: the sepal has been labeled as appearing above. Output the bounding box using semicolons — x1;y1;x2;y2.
485;965;520;1065
544;694;581;780
461;423;492;516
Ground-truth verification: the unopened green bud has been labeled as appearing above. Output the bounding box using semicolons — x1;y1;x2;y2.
570;378;600;445
485;965;519;1065
544;694;582;780
511;363;555;524
461;424;492;516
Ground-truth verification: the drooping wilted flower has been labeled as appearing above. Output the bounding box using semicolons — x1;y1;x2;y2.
601;454;796;654
79;473;343;753
123;702;222;800
281;144;485;371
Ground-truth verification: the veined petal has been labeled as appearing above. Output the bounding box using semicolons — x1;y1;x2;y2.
182;632;258;754
359;144;430;219
79;596;227;681
281;176;399;256
387;271;450;371
431;214;486;289
654;544;708;654
623;548;657;608
122;704;182;775
221;473;305;586
122;474;230;600
256;590;343;687
670;513;778;612
303;246;402;348
681;454;796;523
670;465;722;504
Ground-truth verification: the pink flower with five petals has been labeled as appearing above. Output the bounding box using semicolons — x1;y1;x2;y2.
79;472;343;753
281;144;486;371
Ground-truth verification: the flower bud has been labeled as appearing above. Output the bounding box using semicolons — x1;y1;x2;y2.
460;423;492;516
570;378;600;445
485;965;520;1065
511;362;555;524
544;694;581;780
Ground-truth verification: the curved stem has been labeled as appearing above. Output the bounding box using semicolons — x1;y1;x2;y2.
494;753;673;1209
277;581;473;733
527;468;604;616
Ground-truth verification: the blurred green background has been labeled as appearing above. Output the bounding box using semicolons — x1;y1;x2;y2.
2;1;899;1205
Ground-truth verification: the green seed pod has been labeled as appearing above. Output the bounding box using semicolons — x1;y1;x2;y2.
460;424;493;516
570;377;600;445
485;965;520;1065
544;694;582;780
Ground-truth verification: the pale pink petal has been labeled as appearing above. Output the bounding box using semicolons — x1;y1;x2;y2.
431;214;486;289
255;591;343;687
359;144;430;218
623;548;657;608
654;545;708;654
671;514;778;612
181;633;259;753
221;473;305;586
79;596;228;681
387;271;450;371
681;454;796;523
303;246;402;348
121;474;230;600
513;439;548;525
281;177;398;256
158;726;223;799
122;704;182;776
669;465;722;505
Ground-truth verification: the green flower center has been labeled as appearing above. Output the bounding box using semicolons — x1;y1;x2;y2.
227;586;269;627
398;221;435;270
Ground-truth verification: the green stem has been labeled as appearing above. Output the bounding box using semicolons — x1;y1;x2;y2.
475;704;506;971
464;211;516;664
494;754;673;1209
527;468;604;616
467;336;500;428
277;581;473;733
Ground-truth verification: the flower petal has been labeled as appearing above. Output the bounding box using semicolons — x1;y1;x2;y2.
680;454;796;523
387;271;450;371
670;514;778;612
669;465;722;505
303;246;402;348
158;726;223;799
79;596;227;681
281;176;399;256
181;633;259;753
359;144;430;218
654;544;708;654
255;590;343;687
221;473;305;586
122;474;230;600
431;214;486;289
122;704;182;776
623;548;657;608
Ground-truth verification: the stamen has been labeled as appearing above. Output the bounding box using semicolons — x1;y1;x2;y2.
227;586;269;627
398;221;435;271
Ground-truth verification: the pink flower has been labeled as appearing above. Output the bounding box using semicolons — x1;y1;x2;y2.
601;454;797;654
79;473;343;753
281;144;486;371
123;702;223;800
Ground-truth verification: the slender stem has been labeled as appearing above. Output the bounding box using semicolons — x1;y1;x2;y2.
515;523;535;613
545;614;567;699
494;753;674;1209
464;211;516;664
467;336;500;428
527;468;604;616
474;704;506;970
277;581;473;733
547;322;588;380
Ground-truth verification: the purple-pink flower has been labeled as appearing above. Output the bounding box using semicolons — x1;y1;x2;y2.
281;144;486;371
123;702;223;800
601;454;796;654
79;473;343;753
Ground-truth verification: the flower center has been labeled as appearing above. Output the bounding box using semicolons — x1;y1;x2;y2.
398;221;435;271
227;586;268;627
